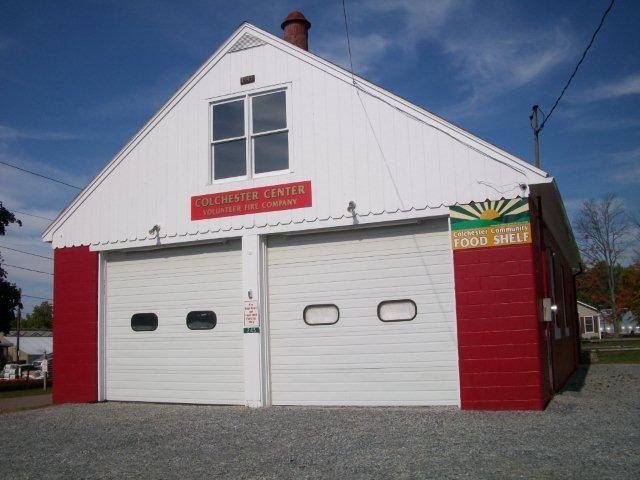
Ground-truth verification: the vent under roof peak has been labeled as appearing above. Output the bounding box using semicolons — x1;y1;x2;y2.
229;33;266;53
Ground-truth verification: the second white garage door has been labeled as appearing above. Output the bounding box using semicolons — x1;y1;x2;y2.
267;220;459;406
105;241;244;404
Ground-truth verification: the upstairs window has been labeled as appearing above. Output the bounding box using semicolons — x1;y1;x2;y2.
211;89;289;181
212;100;246;179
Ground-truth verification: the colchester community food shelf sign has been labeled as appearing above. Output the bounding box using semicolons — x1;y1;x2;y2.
449;198;531;250
191;181;312;220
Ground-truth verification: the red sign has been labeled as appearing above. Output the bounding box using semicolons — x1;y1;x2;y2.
191;180;312;220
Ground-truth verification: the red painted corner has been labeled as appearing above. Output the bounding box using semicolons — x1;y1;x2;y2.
453;243;547;411
52;246;99;404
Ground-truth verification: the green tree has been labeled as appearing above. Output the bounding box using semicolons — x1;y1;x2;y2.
0;201;23;334
21;301;53;330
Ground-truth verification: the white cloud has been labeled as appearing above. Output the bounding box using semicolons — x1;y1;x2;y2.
0;124;84;141
570;116;640;131
575;73;640;102
441;24;573;118
329;1;575;119
368;0;465;44
609;147;640;185
315;32;391;74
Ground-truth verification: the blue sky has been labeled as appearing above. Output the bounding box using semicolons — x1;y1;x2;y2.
1;0;638;315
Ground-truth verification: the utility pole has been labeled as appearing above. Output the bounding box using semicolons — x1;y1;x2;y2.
530;105;541;169
16;306;22;363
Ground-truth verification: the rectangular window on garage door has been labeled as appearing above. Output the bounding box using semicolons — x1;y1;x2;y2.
186;311;217;330
378;300;417;322
131;313;158;331
304;304;339;325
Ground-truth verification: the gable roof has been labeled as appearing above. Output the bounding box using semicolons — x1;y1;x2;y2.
43;22;555;244
577;300;599;313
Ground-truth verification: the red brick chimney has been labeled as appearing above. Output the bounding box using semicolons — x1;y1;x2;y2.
281;11;311;51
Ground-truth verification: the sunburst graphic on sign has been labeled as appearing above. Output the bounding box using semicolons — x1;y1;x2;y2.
450;198;529;230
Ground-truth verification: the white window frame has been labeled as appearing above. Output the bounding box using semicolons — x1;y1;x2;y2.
210;96;249;183
209;85;292;184
584;316;594;333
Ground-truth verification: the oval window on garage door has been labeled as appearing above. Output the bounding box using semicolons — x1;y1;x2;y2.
303;304;340;326
131;313;158;331
378;300;417;322
186;311;217;330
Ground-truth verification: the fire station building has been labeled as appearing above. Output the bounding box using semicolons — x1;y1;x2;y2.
44;13;580;410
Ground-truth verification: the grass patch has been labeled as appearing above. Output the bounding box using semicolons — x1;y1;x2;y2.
582;338;640;350
594;350;640;364
0;388;51;399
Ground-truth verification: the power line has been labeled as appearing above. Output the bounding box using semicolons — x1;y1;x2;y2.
340;0;412;210
12;210;54;222
21;294;52;301
341;0;356;81
0;160;82;190
1;263;53;275
538;0;615;131
0;245;53;260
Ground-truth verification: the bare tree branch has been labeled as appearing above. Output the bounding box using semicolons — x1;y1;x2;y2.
575;194;629;335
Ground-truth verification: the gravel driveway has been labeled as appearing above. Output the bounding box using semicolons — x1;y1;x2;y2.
2;364;638;479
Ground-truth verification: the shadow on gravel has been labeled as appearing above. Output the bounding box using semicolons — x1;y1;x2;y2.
559;364;590;392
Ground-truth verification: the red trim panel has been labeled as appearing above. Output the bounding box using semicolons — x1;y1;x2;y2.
53;246;99;404
453;243;546;410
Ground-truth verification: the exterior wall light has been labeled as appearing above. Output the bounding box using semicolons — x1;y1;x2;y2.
148;224;161;237
347;201;356;214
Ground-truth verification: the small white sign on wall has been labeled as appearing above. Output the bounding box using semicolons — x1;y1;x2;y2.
244;300;259;328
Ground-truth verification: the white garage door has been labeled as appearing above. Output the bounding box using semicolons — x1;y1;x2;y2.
105;241;244;404
267;220;459;406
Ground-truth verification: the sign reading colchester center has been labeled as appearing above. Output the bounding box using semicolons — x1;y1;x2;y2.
191;180;312;220
449;197;531;250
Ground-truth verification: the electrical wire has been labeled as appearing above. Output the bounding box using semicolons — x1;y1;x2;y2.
339;1;529;179
538;0;615;131
21;294;52;301
11;210;54;222
341;0;356;83
0;245;53;260
0;160;82;190
1;264;53;275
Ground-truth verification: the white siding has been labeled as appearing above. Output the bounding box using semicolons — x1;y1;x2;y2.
45;25;547;249
105;241;244;404
267;220;459;406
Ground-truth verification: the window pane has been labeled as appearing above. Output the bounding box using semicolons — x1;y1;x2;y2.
378;300;417;322
304;304;339;325
131;313;158;332
254;132;288;173
212;100;244;140
214;139;246;179
252;91;286;133
585;317;594;332
186;311;217;330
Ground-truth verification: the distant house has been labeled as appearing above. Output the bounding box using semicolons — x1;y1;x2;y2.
0;330;52;363
620;311;640;335
577;301;601;339
598;309;639;336
0;338;12;367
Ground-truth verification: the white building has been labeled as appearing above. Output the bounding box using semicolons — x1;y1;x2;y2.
44;12;580;410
